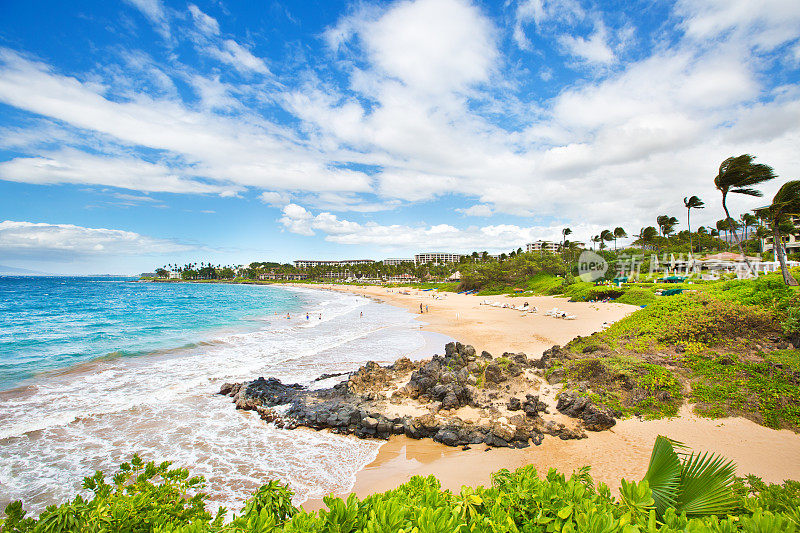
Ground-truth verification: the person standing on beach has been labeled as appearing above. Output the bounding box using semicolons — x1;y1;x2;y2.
420;303;423;314
425;304;429;313
306;313;309;320
360;311;363;318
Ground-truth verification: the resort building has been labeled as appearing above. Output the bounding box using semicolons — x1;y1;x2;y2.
382;258;414;266
525;240;560;253
168;270;181;279
414;252;463;265
386;273;420;283
294;259;374;269
258;272;309;281
760;215;800;253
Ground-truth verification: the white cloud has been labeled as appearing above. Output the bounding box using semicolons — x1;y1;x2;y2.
0;148;235;195
456;204;493;217
513;0;586;49
206;40;270;75
260;191;292;207
0;220;192;258
124;0;170;38
0;48;370;194
188;4;220;36
676;0;800;51
340;0;497;94
277;203;601;251
1;0;800;244
558;23;615;65
278;203;315;236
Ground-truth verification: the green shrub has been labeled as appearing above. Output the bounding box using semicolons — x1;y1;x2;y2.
4;455;800;532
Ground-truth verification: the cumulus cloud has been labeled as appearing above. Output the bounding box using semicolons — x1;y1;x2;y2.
0;0;799;244
278;204;600;251
558;23;615;65
0;221;192;258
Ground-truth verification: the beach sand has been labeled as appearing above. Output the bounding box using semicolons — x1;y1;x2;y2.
298;284;800;510
315;284;636;355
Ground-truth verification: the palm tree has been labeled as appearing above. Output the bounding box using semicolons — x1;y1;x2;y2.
590;235;600;250
754;225;770;254
714;154;777;274
715;219;729;244
561;227;572;251
683;196;705;255
600;229;614;250
638;226;658;249
756;180;800;286
740;213;757;241
613;227;627;251
656;215;678;237
627;436;737;519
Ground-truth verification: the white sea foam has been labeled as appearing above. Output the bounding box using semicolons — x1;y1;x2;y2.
0;287;450;515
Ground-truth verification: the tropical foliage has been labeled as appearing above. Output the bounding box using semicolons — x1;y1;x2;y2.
3;444;799;533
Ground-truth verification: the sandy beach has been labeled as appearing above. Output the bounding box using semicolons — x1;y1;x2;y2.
315;284;636;355
300;284;800;510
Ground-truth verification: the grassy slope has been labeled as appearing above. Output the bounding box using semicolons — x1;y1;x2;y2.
549;273;800;430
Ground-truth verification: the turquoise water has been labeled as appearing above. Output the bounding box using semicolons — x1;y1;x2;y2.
0;277;306;390
0;277;451;515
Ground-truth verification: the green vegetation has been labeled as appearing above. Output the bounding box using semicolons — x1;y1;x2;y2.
6;448;800;533
3;444;800;533
556;275;800;429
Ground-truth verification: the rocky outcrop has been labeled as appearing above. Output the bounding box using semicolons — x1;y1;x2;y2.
221;341;612;449
556;391;617;431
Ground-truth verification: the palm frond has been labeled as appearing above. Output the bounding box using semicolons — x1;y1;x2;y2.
642;436;682;517
676;451;738;516
730;187;764;197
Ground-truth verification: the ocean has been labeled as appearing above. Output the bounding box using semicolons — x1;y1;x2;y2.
0;277;449;514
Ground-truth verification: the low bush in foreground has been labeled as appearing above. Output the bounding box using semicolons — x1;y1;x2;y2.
3;443;799;533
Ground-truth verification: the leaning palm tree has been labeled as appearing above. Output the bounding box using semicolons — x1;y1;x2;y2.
638;226;658;249
714;154;777;274
627;436;738;519
683;196;705;255
613;227;627;251
657;215;678;237
599;229;614;250
756;180;800;286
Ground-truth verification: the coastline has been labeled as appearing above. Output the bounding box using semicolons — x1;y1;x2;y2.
291;284;800;510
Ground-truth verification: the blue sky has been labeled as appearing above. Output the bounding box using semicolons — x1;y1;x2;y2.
0;0;799;274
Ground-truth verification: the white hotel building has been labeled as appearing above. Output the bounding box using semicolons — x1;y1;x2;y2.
294;259;374;269
382;258;414;266
525;240;561;253
414;252;463;265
